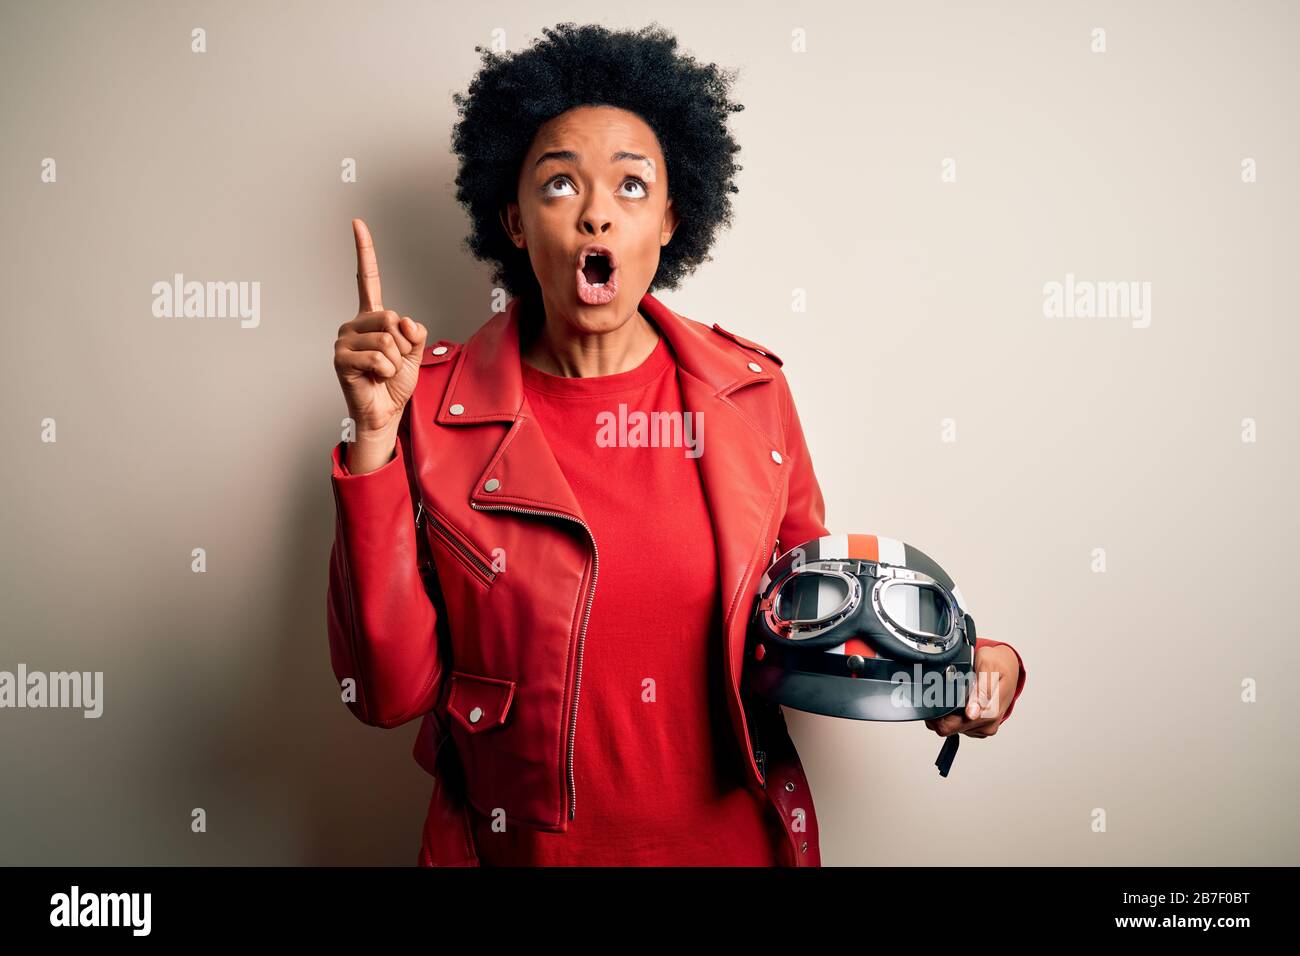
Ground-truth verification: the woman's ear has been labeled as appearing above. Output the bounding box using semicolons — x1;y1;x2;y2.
661;197;680;246
500;203;526;249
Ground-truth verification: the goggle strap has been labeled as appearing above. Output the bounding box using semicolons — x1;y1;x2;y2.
935;734;959;777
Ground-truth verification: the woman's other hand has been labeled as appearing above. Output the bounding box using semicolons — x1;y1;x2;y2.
924;644;1020;739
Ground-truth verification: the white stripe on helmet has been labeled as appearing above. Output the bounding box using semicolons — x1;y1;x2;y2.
876;535;906;567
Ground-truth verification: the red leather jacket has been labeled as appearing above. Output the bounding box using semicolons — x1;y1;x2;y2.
326;291;836;866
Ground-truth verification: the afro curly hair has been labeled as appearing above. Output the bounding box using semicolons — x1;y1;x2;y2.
450;21;745;310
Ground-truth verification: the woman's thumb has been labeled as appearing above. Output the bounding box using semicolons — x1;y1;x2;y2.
402;316;428;351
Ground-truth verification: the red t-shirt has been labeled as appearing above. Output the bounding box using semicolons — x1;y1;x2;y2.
468;331;780;866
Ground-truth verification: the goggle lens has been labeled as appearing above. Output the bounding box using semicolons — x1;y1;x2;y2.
774;572;853;629
879;581;952;638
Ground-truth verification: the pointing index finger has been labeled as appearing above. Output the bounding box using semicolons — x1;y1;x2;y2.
353;218;383;313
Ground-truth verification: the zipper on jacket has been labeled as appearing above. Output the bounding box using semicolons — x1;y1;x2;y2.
470;500;597;821
417;501;497;584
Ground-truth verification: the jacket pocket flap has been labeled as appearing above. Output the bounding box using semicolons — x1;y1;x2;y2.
446;670;516;733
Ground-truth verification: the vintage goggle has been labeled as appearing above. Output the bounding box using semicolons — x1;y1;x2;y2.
757;558;969;658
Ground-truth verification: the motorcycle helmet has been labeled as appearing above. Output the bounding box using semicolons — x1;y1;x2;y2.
745;533;978;776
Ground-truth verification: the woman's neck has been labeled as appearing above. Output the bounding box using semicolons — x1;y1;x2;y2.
520;301;661;378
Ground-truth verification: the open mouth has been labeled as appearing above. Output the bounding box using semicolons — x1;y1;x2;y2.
576;245;619;305
582;254;612;286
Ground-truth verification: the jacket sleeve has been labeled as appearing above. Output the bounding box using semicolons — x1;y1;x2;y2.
974;637;1026;724
776;377;830;551
326;412;444;729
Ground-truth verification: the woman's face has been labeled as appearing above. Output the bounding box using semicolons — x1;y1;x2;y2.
503;104;679;334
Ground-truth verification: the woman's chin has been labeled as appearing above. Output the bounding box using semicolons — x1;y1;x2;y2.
534;273;648;332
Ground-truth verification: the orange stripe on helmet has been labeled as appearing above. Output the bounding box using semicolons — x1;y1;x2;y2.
847;534;878;561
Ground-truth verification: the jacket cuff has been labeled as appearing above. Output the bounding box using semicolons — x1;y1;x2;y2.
329;435;415;551
331;435;403;482
975;637;1025;724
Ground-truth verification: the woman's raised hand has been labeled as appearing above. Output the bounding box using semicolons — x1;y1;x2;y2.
333;219;428;470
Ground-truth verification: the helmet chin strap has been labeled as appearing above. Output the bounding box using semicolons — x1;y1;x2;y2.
935;734;959;776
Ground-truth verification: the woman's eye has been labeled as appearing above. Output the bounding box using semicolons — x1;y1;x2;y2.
542;175;647;198
543;176;576;197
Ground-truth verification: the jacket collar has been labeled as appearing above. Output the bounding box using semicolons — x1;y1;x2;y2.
435;291;770;427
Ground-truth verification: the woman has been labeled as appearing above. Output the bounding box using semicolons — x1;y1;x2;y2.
327;23;1025;867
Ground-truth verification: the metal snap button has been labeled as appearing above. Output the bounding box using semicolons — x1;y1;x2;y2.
785;781;796;792
468;706;483;724
432;345;448;356
449;403;465;415
747;361;762;372
771;450;783;464
483;478;500;492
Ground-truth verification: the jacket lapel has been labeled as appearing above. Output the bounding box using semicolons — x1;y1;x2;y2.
640;295;787;696
434;299;584;521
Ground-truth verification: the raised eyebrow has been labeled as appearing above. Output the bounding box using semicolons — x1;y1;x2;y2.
612;151;653;168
